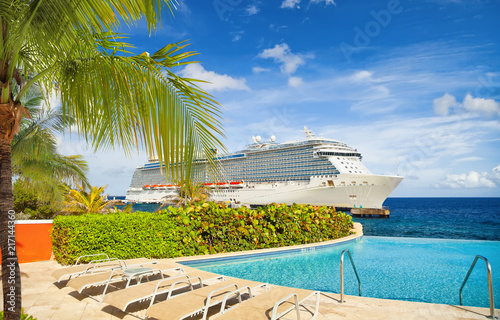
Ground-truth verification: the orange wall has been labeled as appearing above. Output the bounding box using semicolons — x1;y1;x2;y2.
14;221;53;263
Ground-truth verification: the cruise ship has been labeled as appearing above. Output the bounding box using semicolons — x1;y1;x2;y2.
125;127;403;209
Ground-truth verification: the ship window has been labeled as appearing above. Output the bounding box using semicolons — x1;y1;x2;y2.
349;171;352;173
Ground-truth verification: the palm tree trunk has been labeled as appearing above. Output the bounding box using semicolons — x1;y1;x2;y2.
0;135;22;320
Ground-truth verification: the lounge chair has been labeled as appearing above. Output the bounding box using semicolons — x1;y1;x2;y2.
52;253;155;282
145;278;269;320
103;269;225;312
216;286;320;320
67;260;184;302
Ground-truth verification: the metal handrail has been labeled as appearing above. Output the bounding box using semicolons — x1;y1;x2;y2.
340;249;361;303
459;255;496;319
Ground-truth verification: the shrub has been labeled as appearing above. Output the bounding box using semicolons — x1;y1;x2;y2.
169;202;353;255
0;308;37;320
51;202;353;265
51;212;182;265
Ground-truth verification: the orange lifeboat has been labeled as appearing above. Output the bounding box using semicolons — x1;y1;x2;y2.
229;181;244;188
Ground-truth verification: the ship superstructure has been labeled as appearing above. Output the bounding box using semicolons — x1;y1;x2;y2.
126;127;403;209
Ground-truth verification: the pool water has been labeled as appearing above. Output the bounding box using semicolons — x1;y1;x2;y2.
181;236;500;308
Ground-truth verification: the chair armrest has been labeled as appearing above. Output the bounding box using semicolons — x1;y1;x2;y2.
75;253;110;265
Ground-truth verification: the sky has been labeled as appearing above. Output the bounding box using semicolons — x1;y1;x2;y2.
57;0;500;197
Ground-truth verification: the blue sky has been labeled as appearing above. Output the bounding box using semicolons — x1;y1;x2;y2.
57;0;500;197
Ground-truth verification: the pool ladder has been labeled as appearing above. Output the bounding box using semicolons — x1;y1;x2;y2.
339;249;361;303
459;255;497;319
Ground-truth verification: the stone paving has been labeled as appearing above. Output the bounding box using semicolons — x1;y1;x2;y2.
0;259;496;320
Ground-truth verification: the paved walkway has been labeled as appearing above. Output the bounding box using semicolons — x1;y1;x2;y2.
0;260;495;319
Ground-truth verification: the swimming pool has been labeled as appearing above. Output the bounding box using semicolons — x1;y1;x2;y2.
180;236;500;308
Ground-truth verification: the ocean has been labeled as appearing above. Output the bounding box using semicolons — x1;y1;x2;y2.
353;197;500;241
128;197;500;241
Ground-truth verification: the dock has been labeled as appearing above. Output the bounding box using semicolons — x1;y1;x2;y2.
350;207;390;218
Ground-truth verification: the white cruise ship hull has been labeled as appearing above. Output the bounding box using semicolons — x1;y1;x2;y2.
126;174;403;209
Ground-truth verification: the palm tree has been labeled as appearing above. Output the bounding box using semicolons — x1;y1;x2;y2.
12;84;89;207
0;1;225;318
162;179;211;207
62;184;124;214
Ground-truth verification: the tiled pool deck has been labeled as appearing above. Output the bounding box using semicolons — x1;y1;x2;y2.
1;224;497;319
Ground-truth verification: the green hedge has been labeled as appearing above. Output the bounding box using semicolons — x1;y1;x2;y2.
51;212;182;265
51;202;353;265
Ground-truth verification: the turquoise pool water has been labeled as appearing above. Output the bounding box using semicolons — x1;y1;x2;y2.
180;236;500;308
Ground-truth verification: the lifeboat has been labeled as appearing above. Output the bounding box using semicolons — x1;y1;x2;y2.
158;185;167;190
229;181;244;188
143;185;150;189
204;183;216;188
216;182;229;188
151;184;159;189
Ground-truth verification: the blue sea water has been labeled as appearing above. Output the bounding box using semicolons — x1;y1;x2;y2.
353;197;500;241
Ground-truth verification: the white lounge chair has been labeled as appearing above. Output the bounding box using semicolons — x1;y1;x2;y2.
103;269;225;312
67;260;184;302
145;278;269;320
216;286;320;320
52;253;154;282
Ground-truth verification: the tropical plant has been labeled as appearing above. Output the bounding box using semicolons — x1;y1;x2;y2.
107;203;134;214
13;180;61;219
0;1;225;318
12;83;89;214
62;184;125;214
0;308;36;320
162;180;211;206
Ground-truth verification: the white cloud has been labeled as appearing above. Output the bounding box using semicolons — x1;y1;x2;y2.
438;165;500;189
288;76;304;87
463;94;500;116
433;93;459;116
246;5;259;15
281;0;301;8
310;0;336;6
179;64;250;92
258;44;313;87
258;43;306;75
433;93;500;117
231;31;244;42
281;0;336;8
349;70;374;83
252;66;270;74
453;156;483;164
